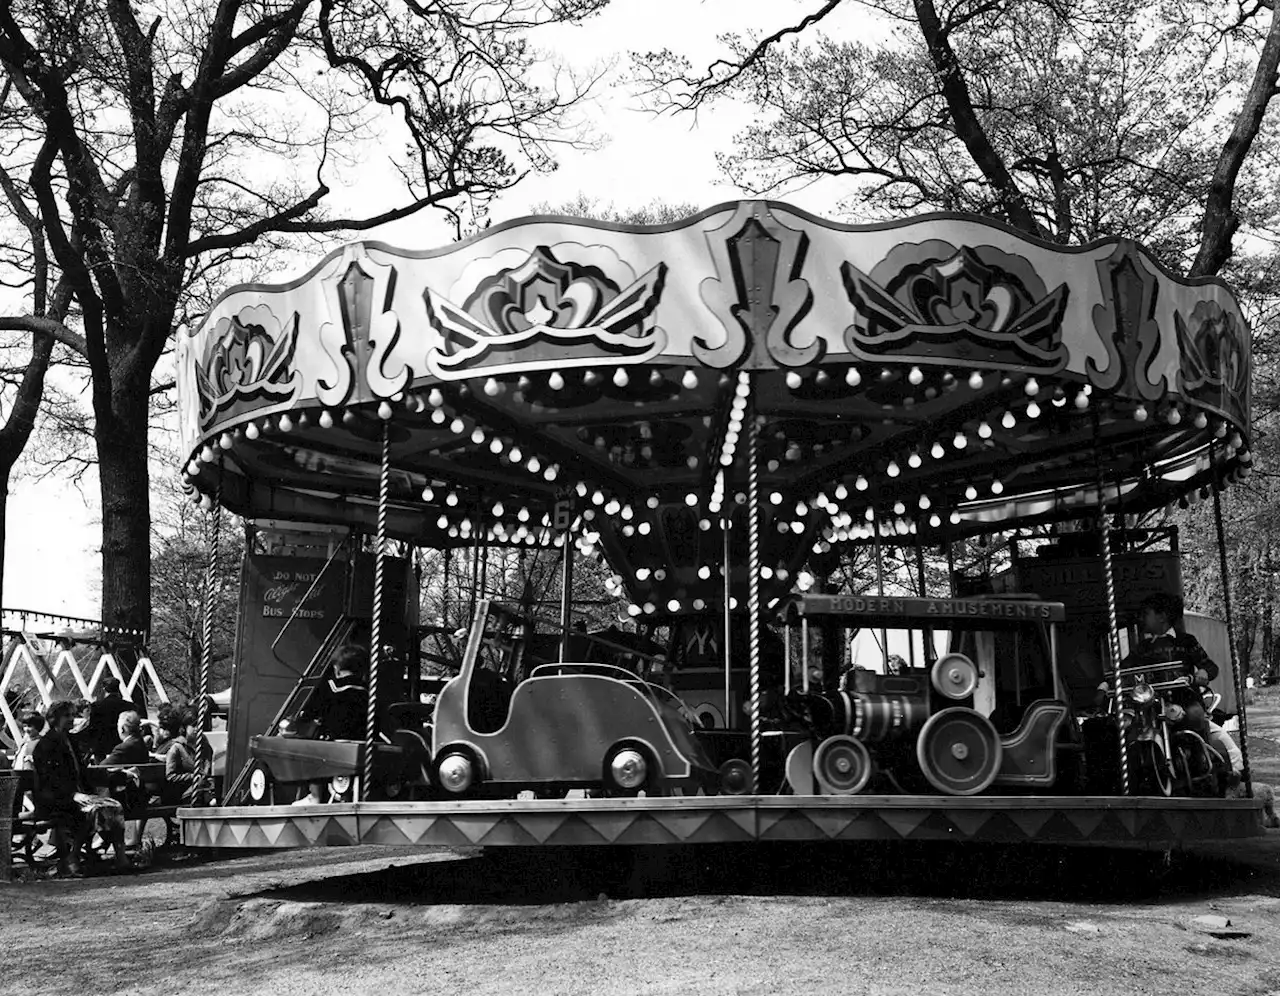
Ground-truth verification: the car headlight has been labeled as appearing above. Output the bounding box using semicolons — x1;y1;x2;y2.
1131;682;1155;705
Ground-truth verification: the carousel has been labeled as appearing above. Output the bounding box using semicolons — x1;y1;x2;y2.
176;201;1263;849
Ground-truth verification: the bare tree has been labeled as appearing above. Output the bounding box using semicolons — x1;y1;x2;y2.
633;0;1280;274
0;0;610;631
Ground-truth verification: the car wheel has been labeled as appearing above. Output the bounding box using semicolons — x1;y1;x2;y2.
603;743;656;796
247;765;273;805
433;748;480;796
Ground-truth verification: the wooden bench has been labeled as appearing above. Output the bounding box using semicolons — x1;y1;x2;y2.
87;763;182;850
10;762;184;867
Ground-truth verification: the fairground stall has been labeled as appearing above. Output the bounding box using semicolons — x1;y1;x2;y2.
176;201;1262;849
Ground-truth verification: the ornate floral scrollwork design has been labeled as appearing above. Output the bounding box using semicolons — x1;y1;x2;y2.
843;241;1068;373
423;245;667;379
1086;242;1164;400
195;304;301;427
316;245;410;409
1175;299;1249;422
697;202;815;369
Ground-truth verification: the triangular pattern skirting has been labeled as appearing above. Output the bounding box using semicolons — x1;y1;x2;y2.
180;797;1263;849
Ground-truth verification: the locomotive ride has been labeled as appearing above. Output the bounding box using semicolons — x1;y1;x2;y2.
176;201;1262;849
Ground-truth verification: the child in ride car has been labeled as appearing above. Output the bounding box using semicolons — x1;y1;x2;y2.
1123;591;1217;739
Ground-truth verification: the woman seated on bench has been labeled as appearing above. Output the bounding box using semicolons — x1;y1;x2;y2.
31;700;130;877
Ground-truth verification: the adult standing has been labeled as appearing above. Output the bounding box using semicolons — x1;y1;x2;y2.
85;677;134;762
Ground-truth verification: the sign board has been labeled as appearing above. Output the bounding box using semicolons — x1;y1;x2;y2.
552;487;577;532
1013;552;1181;618
226;554;347;784
783;594;1066;625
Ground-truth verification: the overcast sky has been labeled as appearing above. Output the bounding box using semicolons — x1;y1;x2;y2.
8;0;868;622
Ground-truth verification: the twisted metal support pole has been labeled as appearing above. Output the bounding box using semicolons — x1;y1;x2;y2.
197;459;223;771
1211;444;1252;798
746;387;763;793
723;513;732;726
364;420;391;800
1092;418;1129;795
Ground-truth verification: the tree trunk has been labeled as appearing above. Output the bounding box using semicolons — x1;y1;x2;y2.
96;381;153;634
0;474;8;613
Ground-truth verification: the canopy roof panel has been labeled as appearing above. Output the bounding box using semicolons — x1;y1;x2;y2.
177;201;1252;590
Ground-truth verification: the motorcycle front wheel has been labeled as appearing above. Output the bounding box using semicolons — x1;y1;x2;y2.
1127;739;1173;797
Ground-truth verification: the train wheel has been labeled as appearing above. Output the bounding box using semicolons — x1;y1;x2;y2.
812;735;872;795
916;708;1002;796
930;653;979;701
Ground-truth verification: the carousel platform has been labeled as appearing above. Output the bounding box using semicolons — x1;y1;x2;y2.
180;794;1264;849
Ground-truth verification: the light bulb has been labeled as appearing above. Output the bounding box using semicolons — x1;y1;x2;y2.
1002;411;1016;430
968;371;984;390
845;367;862;387
908;366;924;386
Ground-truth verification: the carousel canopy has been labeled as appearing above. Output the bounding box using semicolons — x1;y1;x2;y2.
177;201;1251;605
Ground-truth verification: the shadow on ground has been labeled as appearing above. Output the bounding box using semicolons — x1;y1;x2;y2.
247;838;1280;907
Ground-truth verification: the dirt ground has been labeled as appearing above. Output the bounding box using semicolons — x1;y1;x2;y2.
3;835;1280;996
2;691;1278;996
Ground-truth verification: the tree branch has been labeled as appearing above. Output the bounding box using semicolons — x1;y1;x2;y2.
911;0;1046;238
1190;5;1280;276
